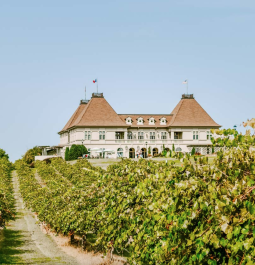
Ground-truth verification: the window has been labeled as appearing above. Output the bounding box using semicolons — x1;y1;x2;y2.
138;132;144;139
193;131;199;140
84;131;91;140
161;132;167;139
99;131;105;140
160;118;167;125
127;131;133;139
150;132;155;139
117;148;124;157
174;132;183;139
126;117;132;125
207;131;212;140
137;117;144;125
149;118;155;125
115;132;124;139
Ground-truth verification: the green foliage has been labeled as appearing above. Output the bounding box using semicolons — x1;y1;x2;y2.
65;147;70;161
22;146;42;165
172;144;175;152
148;147;151;155
191;147;195;156
212;146;215;154
68;145;88;160
15;127;255;264
165;151;171;158
0;149;9;160
79;145;88;155
69;145;81;160
0;157;15;227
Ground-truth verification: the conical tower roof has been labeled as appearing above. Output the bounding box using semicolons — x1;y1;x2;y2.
60;93;127;132
169;94;220;127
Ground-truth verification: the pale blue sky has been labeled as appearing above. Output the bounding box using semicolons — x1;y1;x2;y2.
0;0;254;161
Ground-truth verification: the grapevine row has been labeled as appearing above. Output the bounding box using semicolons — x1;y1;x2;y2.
0;158;15;227
16;133;255;264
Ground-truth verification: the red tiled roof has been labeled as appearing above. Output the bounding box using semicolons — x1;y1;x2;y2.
60;94;220;133
169;98;220;127
61;103;88;131
60;97;127;132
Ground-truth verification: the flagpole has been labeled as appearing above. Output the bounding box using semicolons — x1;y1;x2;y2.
97;78;98;93
187;79;188;95
85;86;86;100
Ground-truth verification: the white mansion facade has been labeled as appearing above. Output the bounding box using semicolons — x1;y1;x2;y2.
58;93;221;158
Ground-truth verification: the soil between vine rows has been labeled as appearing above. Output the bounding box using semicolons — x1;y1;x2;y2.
0;171;79;264
0;171;125;265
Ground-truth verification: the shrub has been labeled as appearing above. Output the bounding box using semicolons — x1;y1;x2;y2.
65;147;70;161
191;147;195;156
148;147;151;155
69;145;88;160
69;145;80;160
172;144;175;152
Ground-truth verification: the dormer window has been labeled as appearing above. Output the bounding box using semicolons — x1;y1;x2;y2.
149;117;155;125
160;117;167;125
126;117;132;125
137;117;144;125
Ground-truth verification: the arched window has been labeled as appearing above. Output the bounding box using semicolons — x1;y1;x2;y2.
176;147;182;152
129;148;135;158
117;148;123;157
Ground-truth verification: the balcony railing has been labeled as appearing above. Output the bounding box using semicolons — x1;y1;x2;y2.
115;140;125;143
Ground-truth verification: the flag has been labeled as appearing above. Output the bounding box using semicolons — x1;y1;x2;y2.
93;79;97;83
182;80;187;84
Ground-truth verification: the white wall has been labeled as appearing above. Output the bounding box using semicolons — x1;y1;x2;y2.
59;127;215;158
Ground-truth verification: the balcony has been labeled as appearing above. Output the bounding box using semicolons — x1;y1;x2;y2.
115;140;125;143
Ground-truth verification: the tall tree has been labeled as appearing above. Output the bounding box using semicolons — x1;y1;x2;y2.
172;144;175;152
0;148;9;160
65;147;70;161
23;146;42;164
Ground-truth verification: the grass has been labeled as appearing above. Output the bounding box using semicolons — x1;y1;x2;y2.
0;229;25;264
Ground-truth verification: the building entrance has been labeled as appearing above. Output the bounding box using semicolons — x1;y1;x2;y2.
141;148;147;158
153;148;158;156
129;148;135;158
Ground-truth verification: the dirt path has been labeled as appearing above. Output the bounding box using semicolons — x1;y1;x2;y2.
0;171;79;264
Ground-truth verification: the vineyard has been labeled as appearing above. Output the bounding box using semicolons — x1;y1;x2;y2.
0;157;15;228
13;128;255;264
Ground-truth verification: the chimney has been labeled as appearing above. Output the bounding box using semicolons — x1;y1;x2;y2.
182;94;194;99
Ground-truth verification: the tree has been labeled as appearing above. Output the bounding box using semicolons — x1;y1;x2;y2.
212;146;215;154
148;146;151;155
191;147;195;156
0;148;9;160
68;145;87;160
78;145;88;156
65;147;70;161
69;145;79;160
23;146;42;164
172;144;175;152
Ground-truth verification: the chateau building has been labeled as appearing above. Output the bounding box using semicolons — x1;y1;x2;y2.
58;93;221;158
